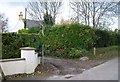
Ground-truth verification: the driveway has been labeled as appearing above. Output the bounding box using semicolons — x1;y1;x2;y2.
47;58;118;80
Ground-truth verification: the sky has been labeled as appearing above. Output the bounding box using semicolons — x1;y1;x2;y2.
0;0;71;32
0;2;27;32
0;0;118;32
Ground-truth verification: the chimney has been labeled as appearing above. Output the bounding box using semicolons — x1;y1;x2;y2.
19;12;23;20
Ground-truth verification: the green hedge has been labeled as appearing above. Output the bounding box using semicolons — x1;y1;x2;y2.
44;23;94;58
2;33;41;59
2;23;119;59
18;26;42;33
4;23;94;59
45;23;94;49
94;29;119;48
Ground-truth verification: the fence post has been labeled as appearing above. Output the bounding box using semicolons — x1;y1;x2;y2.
94;47;96;56
20;47;37;74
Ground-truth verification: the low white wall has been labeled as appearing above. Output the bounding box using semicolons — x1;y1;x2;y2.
0;58;26;76
20;48;38;74
1;47;41;76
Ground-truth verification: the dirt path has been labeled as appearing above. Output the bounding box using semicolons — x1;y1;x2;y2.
47;58;118;80
5;57;106;80
45;57;105;75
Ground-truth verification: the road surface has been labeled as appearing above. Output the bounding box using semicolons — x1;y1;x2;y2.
47;58;118;80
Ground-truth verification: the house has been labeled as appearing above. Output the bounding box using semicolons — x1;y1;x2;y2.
13;12;43;32
56;18;76;25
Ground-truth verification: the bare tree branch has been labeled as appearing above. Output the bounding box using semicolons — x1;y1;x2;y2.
0;13;8;33
49;1;62;24
70;1;118;29
28;0;63;24
27;0;63;65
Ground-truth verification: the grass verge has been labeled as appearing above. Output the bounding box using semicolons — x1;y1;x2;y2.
45;46;119;61
86;46;119;60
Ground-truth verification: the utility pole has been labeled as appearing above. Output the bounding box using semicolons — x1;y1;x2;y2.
76;3;79;22
118;1;120;30
41;26;45;65
24;8;27;29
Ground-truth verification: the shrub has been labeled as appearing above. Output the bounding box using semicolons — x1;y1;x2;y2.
2;33;41;59
18;26;41;33
94;29;120;48
3;24;119;59
44;23;94;58
94;29;111;47
68;48;88;59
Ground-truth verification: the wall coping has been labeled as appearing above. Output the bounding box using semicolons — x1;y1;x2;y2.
20;47;36;50
0;58;25;62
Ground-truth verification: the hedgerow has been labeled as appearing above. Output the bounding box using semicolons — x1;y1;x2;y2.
44;23;94;58
2;23;119;59
2;33;41;59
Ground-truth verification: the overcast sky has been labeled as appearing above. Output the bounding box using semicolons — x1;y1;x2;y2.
0;2;27;32
0;0;118;32
0;0;71;32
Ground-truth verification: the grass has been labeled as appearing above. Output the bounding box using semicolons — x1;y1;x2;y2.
60;46;119;61
45;46;119;61
86;46;119;60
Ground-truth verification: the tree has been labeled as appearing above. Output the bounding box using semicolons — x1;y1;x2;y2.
28;0;63;65
43;11;53;26
49;1;62;24
70;0;118;28
28;0;62;24
0;13;8;33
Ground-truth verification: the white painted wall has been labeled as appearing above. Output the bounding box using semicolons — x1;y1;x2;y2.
21;50;35;73
14;20;24;32
20;47;38;74
0;59;25;76
1;47;40;76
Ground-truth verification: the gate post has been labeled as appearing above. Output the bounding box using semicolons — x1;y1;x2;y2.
20;47;38;74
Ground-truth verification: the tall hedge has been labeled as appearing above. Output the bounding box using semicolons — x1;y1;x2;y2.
18;26;41;33
44;23;94;58
2;33;41;59
2;23;119;59
45;23;94;49
94;29;119;48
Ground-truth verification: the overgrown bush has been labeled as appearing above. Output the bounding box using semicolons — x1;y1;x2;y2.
94;29;119;48
2;33;41;59
94;29;110;47
3;23;119;59
18;23;94;59
109;30;120;46
18;26;41;33
44;23;94;58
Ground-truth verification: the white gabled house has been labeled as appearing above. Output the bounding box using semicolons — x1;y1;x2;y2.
13;12;43;32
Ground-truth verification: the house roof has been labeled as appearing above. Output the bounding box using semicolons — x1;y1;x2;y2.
23;19;44;28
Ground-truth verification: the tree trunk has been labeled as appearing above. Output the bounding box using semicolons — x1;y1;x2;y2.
118;2;120;31
87;3;90;26
92;2;96;28
76;4;79;22
53;14;55;24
